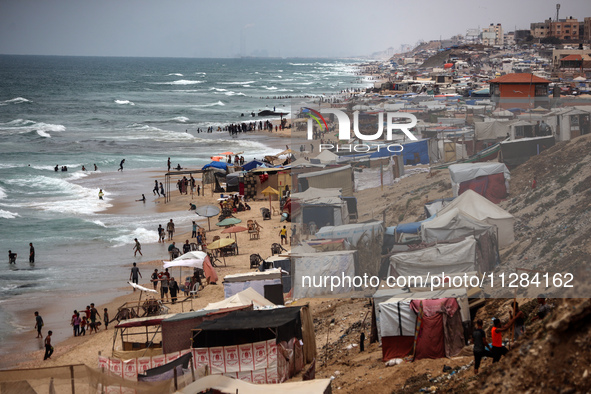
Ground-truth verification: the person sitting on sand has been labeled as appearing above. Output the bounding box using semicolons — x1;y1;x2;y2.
136;194;146;203
188;203;196;211
175;164;182;171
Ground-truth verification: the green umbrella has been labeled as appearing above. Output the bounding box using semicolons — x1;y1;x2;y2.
215;217;242;227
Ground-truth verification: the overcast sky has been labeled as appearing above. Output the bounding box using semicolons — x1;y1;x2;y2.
1;0;589;58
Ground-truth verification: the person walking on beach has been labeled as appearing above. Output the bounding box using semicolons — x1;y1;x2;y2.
169;277;180;304
167;157;171;172
158;224;165;243
118;159;125;171
151;268;159;290
43;331;53;360
34;311;44;338
89;303;101;334
133;238;143;257
29;243;35;263
103;308;109;330
183;239;191;254
160;182;166;198
279;225;288;245
168;241;177;260
72;311;80;337
167;219;175;240
94;164;98;171
8;250;17;264
159;269;170;301
98;189;104;200
197;184;200;196
130;262;142;287
192;221;198;239
153;180;160;196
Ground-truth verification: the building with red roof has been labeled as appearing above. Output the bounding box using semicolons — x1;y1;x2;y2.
489;73;551;109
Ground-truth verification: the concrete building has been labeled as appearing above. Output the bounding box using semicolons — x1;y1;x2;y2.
551;49;591;69
489;73;551;109
482;23;504;46
531;20;551;39
549;17;580;41
505;32;515;46
584;17;591;43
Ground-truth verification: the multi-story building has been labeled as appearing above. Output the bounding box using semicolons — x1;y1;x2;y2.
531;20;551;39
505;32;516;46
584;17;591;43
549;17;579;41
482;23;504;46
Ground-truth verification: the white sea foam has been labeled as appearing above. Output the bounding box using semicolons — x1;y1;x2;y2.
224;91;245;96
115;99;135;105
194;101;225;108
109;227;159;247
209;87;227;92
155;80;205;85
218;81;255;85
91;219;107;227
0;209;20;219
36;130;51;138
2;97;31;105
171;116;190;122
167;73;184;76
0;187;6;200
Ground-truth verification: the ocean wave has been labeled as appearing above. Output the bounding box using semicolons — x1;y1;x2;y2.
171;116;189;122
209;87;227;92
167;73;184;76
262;86;278;90
218;81;255;85
155;80;205;85
109;227;159;247
0;186;6;200
91;219;107;227
0;209;20;219
224;91;245;96
123;123;197;142
115;99;135;105
194;101;225;108
2;97;31;105
0;119;65;134
36;130;51;138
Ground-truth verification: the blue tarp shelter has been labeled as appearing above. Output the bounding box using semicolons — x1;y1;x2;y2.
242;160;266;172
202;161;229;171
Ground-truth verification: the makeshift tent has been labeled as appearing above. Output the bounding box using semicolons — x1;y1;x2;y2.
180;375;332;394
354;162;398;191
424;197;455;218
222;268;283;298
388;236;479;278
286;157;324;168
242;160;267;172
437;190;515;247
225;172;240;192
312;150;339;164
291;188;350;228
113;314;177;353
399;139;429;165
202;161;229;171
448;162;510;203
161;308;246;354
315;221;383;247
203;287;276;311
191;306;316;384
499;135;555;168
261;255;292;293
376;290;467;361
474;120;512;140
297;165;354;196
291;250;356;298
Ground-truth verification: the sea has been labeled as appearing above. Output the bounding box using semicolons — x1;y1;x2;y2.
0;55;370;362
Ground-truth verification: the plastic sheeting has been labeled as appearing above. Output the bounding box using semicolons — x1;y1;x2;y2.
354;164;397;191
388;236;477;278
437;190;515;247
315;221;383;247
448;162;510;198
292;250;356;298
421;208;495;244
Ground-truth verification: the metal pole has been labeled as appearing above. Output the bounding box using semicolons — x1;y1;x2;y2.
70;365;75;394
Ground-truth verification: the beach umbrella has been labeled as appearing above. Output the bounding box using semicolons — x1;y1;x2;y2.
221;225;247;251
219;151;235;156
195;205;220;231
207;238;235;250
216;217;242;227
174;251;207;261
261;186;279;211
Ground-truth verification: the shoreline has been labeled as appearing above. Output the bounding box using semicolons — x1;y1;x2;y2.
0;131;292;370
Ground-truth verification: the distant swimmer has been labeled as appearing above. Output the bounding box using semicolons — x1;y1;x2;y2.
61;166;68;172
29;243;35;264
98;189;104;200
82;165;86;171
136;194;146;203
54;165;59;172
94;164;97;171
118;159;125;171
8;250;17;264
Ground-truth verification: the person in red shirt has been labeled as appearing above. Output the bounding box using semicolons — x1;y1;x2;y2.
491;318;513;363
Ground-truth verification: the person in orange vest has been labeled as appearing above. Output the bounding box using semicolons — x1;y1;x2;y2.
490;318;513;363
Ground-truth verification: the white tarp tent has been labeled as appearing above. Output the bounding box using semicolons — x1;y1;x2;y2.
290;187;341;201
421;208;496;243
474;120;512;140
437;190;515;247
354;163;397;191
315;221;383;247
313;150;339;164
448;163;510;197
388;236;477;278
222;268;282;298
203;287;275;311
292;250;356;298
